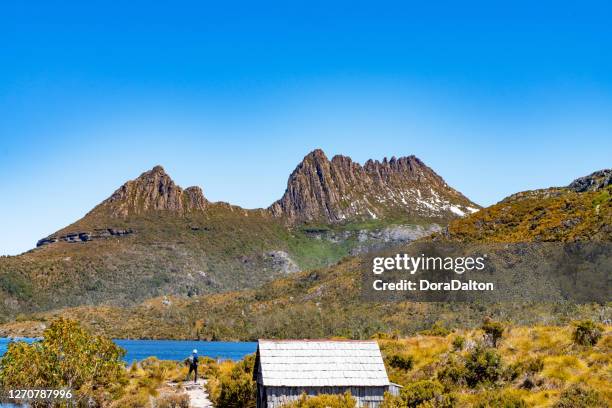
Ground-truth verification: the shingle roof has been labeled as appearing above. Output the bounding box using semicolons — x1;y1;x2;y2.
256;340;390;387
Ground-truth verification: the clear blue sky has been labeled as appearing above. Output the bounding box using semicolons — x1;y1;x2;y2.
1;1;611;255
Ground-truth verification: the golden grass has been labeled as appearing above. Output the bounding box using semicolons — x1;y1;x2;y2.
378;324;611;408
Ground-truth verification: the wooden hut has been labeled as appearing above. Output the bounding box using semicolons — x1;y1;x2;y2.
253;339;400;408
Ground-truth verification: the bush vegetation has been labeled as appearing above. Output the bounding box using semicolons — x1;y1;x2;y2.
2;320;609;407
378;324;611;407
387;354;414;371
473;391;527;408
156;393;190;408
205;354;256;408
0;318;126;406
464;345;503;387
451;335;465;351
281;392;356;407
572;320;603;346
553;384;607;408
481;318;505;347
399;379;454;407
418;322;451;337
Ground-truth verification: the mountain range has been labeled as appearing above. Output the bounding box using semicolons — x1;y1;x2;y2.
2;168;609;339
0;149;478;319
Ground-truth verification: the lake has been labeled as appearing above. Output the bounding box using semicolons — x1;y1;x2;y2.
0;337;257;362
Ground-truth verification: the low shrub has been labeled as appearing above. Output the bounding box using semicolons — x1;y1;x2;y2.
481;319;504;347
451;336;465;351
398;379;455;407
420;322;451;337
473;391;527;408
380;393;405;408
553;384;607;408
523;356;544;374
387;354;414;371
437;355;468;388
213;355;257;408
156;392;190;408
506;356;544;382
109;390;150;408
572;320;603;346
464;345;503;387
281;392;356;407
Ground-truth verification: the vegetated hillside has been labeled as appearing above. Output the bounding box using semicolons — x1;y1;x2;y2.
436;169;611;242
1;169;608;338
0;151;472;318
1;251;606;340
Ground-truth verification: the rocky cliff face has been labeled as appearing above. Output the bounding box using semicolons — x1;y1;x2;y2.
568;169;612;192
36;228;133;247
92;165;207;217
269;149;479;224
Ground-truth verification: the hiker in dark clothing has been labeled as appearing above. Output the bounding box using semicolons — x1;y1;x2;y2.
186;349;199;383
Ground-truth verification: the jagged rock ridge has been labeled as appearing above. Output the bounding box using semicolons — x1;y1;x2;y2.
269;149;479;224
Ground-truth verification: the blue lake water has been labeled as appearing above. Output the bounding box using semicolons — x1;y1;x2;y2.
0;337;256;362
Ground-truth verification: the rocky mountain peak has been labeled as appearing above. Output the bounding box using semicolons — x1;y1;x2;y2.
269;149;479;224
91;166;207;217
568;169;612;192
149;165;166;174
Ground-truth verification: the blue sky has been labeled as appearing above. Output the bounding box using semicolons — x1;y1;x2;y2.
1;1;611;255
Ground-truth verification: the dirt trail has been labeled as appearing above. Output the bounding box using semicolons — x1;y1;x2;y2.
164;379;213;408
183;379;213;408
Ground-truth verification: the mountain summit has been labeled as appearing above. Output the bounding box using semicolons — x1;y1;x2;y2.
90;165;207;217
269;149;479;224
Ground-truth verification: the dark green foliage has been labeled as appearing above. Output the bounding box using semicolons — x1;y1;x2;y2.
438;345;504;389
553;384;607;408
387;354;414;371
572;320;603;346
464;345;503;387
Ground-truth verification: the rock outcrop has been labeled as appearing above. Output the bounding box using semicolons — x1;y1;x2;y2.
93;165;207;217
269;149;479;224
37;228;134;247
568;169;612;193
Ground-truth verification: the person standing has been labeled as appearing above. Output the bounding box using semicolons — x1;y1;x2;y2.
186;349;199;383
